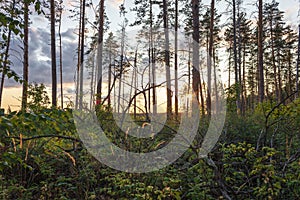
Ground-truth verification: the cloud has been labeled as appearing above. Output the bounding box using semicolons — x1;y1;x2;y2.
61;28;77;40
4;27;78;88
108;0;125;9
284;6;298;28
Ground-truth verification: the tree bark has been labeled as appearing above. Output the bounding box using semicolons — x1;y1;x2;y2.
118;21;126;113
232;0;241;112
237;1;243;114
228;43;232;87
207;0;215;116
58;4;63;108
75;0;82;109
90;50;95;110
0;0;15;108
108;49;112;106
174;0;179;119
150;1;157;115
213;47;218;112
258;0;264;102
242;43;247;112
0;28;11;108
50;0;57;107
270;14;278;102
96;0;104;106
134;48;138;118
79;0;86;109
162;0;172;119
277;50;282;102
22;0;29;110
297;24;300;97
192;0;203;115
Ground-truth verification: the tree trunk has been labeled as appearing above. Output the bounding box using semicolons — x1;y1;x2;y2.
58;4;63;108
75;0;82;109
0;1;15;108
151;47;157;114
118;22;126;113
0;28;11;108
207;0;215;116
192;0;203;115
258;0;264;102
277;50;282;102
288;50;292;96
187;38;191;112
79;0;86;109
162;0;172;119
108;50;112;106
90;51;95;110
242;44;247;112
270;16;278;102
96;0;104;106
297;24;300;97
237;1;243;114
174;0;179;119
213;47;218;112
22;1;29;110
50;0;57;107
232;0;240;112
228;43;232;87
134;48;138;118
150;22;157;115
148;48;151;113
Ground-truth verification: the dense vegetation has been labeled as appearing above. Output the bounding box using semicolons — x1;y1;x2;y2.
1;0;300;199
0;84;299;199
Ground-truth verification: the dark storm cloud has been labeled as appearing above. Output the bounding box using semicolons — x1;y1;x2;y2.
4;27;78;88
61;36;77;83
28;57;52;84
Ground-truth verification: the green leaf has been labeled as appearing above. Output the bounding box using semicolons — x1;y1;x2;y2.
12;28;20;35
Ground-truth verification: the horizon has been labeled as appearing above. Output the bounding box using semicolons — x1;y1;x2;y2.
1;0;299;111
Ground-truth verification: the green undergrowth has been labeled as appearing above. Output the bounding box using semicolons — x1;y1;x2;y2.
0;91;299;199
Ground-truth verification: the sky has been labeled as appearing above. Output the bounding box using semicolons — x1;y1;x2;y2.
1;0;299;111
